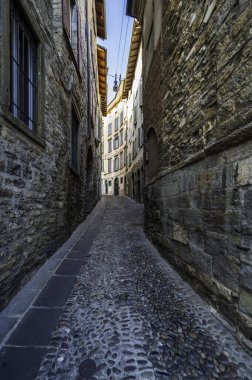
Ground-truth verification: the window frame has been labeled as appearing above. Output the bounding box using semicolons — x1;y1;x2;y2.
114;117;119;131
108;158;112;174
0;0;45;147
62;0;82;77
108;123;112;137
108;138;112;153
10;1;38;132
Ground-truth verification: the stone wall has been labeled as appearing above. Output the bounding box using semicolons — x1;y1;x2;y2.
144;0;252;343
0;0;100;308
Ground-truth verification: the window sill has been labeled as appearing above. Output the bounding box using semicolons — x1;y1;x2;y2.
2;108;46;148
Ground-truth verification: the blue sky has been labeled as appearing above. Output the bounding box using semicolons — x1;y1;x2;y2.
98;0;134;104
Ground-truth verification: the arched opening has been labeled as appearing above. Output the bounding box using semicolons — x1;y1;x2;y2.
146;128;159;180
87;146;93;187
114;177;119;196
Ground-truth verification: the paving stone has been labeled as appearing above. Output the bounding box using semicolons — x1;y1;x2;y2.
33;276;77;307
0;347;47;380
23;196;252;380
55;259;83;276
7;308;62;346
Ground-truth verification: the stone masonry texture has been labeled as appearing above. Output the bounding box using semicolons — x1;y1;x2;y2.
19;196;251;380
143;1;252;343
0;0;100;309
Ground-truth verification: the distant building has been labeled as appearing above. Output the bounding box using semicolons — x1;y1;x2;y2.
102;21;143;202
0;0;107;308
102;82;127;196
123;21;143;203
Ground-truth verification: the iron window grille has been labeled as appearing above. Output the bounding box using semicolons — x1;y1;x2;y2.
10;0;38;131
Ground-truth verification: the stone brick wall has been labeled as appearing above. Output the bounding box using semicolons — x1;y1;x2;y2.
144;0;252;343
0;0;100;308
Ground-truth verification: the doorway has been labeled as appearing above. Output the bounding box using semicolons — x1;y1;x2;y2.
114;177;119;196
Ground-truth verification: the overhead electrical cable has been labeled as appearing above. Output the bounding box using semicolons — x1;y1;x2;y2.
115;0;126;76
120;17;130;78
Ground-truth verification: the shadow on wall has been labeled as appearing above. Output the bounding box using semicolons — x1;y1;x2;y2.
146;128;159;181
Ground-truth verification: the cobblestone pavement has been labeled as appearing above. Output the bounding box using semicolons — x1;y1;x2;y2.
36;196;252;380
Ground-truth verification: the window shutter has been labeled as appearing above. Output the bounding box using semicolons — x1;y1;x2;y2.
77;9;83;73
62;0;70;38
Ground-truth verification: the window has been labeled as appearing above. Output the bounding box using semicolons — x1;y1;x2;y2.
120;177;123;184
133;106;137;125
120;130;124;146
108;123;112;136
120;151;124;169
114;135;119;150
70;1;78;53
114;156;119;171
108;139;112;153
62;0;82;68
115;117;119;131
10;1;38;131
108;158;112;173
109;180;112;186
120;111;124;127
71;108;79;171
124;149;127;166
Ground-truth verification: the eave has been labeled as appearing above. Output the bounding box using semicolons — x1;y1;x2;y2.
95;0;107;39
126;0;146;21
122;20;142;99
97;45;107;116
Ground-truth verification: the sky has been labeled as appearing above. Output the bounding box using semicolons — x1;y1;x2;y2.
98;0;134;104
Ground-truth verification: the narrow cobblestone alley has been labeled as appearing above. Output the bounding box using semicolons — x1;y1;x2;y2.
1;196;251;380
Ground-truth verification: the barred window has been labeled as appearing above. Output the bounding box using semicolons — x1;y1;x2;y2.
10;0;38;131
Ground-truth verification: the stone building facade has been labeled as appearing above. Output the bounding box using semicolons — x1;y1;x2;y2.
102;82;127;196
127;0;252;344
0;0;107;308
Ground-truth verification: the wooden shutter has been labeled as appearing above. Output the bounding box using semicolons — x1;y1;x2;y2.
62;0;70;38
77;9;83;73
